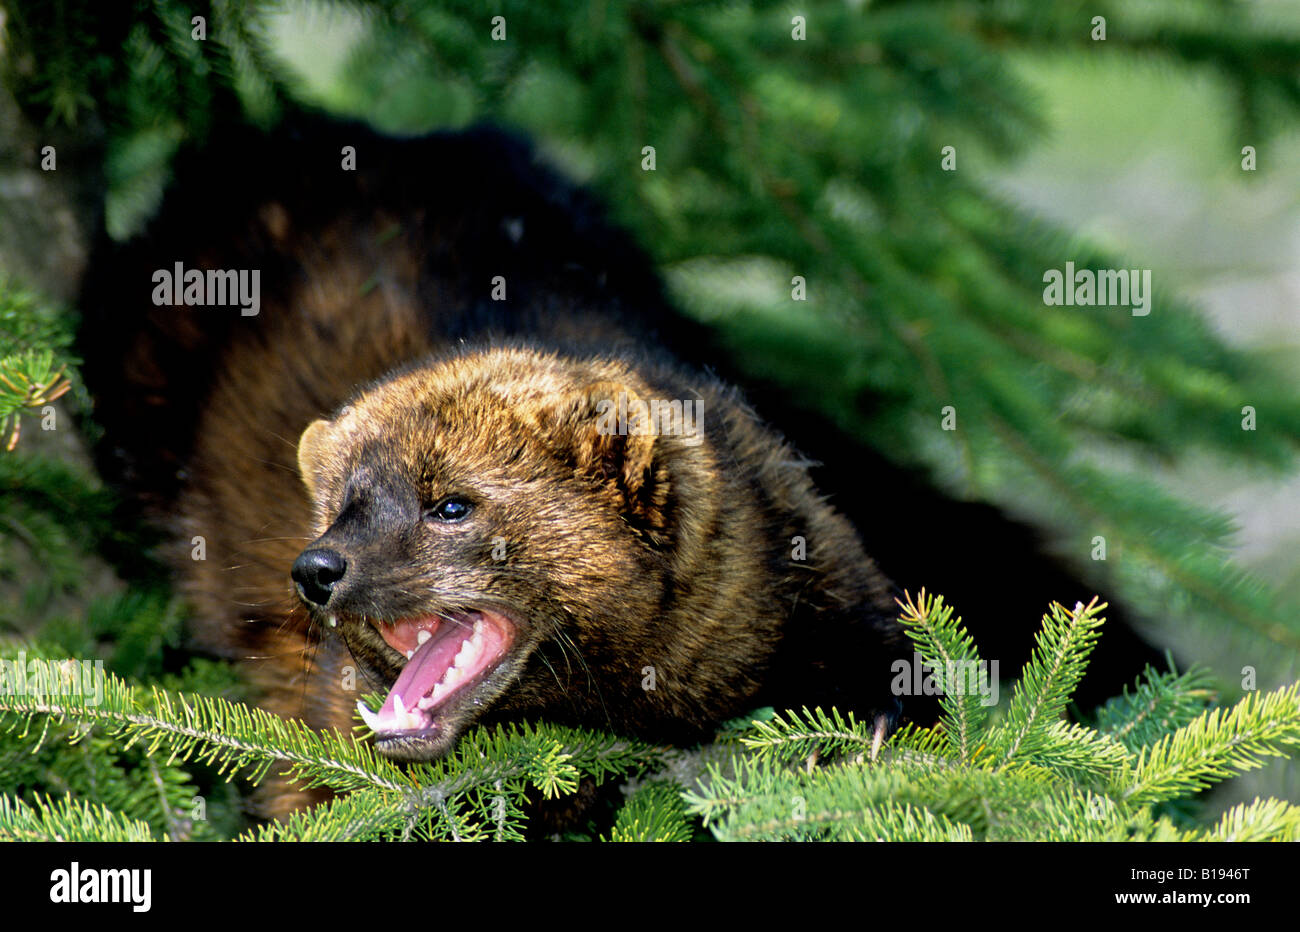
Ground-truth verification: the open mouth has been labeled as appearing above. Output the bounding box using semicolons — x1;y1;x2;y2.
355;609;515;738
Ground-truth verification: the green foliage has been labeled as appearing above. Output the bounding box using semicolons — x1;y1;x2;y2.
894;591;987;760
684;594;1300;841
0;277;79;452
0;449;169;645
237;787;416;842
1124;685;1300;807
0;651;663;841
0;793;157;842
1094;660;1218;752
986;595;1104;765
2;593;1297;841
0;641;241;840
1196;798;1300;843
0;276;75;360
606;782;693;843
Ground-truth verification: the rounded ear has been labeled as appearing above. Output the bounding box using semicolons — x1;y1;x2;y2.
297;418;333;500
559;381;666;528
582;381;654;483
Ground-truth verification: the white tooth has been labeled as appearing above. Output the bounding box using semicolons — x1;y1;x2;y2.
328;615;338;628
417;630;431;645
443;667;463;687
394;695;407;718
430;684;446;705
356;700;381;732
473;618;483;635
405;650;414;660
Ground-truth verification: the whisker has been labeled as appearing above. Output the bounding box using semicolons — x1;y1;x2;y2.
533;649;573;710
555;628;609;726
295;621;325;719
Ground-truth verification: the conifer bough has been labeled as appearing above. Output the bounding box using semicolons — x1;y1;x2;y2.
2;593;1298;842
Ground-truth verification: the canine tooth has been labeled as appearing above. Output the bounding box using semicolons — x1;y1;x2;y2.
417;630;431;645
356;700;381;732
328;615;338;628
405;650;414;660
473;618;483;635
392;696;423;730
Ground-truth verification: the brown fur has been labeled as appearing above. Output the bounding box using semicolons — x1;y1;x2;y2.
175;242;901;816
292;346;898;745
80;121;908;818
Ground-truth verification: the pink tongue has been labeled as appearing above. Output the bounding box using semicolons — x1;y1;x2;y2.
378;621;472;717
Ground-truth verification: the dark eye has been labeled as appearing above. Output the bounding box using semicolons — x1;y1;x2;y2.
426;496;474;522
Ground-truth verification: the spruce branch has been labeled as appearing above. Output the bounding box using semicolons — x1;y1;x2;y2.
690;595;1300;842
237;787;414;842
1121;682;1300;806
0;792;156;843
1186;798;1300;843
1024;721;1130;789
4;594;1299;840
2;655;663;841
0;657;417;795
990;598;1105;765
896;589;988;760
606;782;692;843
399;721;662;809
1094;660;1218;752
0;350;72;450
684;754;920;838
739;706;878;766
882;721;957;762
0;276;80;451
686;758;974;842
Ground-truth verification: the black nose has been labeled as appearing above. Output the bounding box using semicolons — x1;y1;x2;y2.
292;548;347;607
